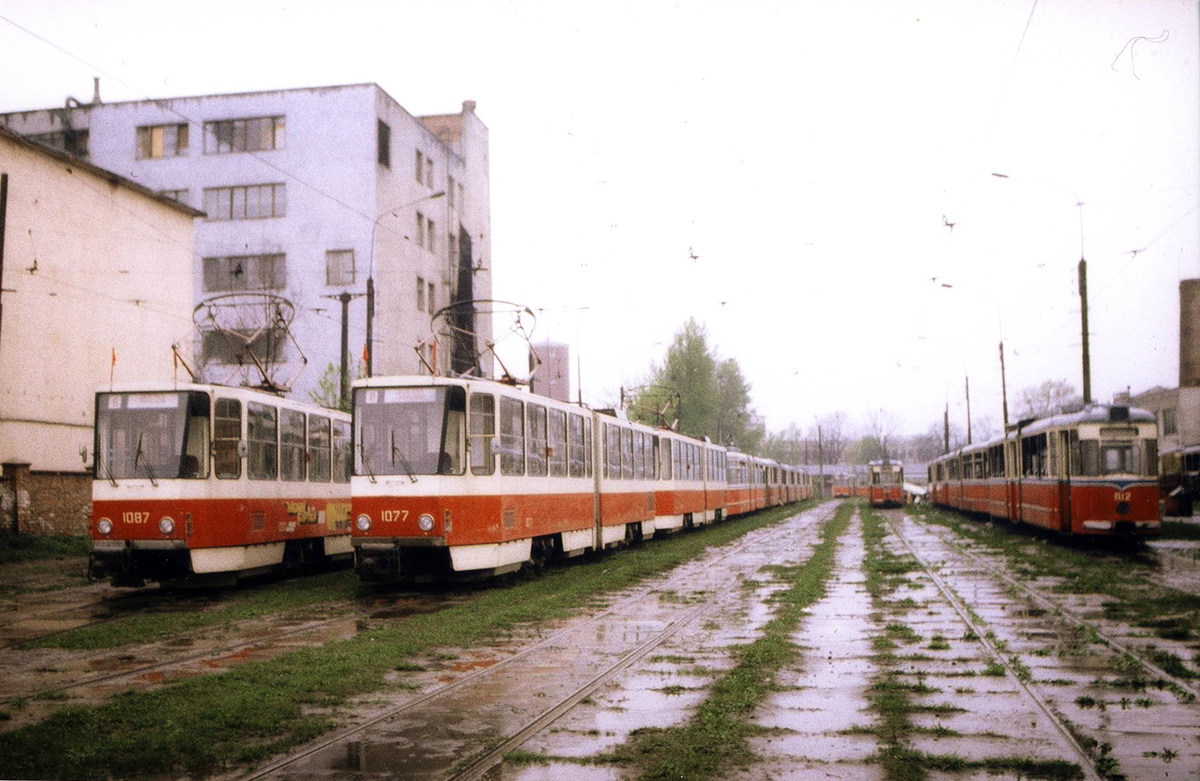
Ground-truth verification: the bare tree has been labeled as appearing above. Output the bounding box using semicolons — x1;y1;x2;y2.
1015;380;1083;420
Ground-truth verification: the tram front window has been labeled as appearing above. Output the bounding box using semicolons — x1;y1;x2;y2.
355;386;465;477
96;391;210;480
1101;442;1140;476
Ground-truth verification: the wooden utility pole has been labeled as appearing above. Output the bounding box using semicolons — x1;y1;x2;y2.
943;403;949;454
965;375;972;445
999;340;1009;429
817;425;825;499
1079;258;1092;404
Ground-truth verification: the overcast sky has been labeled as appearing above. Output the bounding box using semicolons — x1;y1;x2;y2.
2;0;1197;439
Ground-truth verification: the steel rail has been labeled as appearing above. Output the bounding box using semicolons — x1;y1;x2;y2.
237;503;834;781
884;512;1105;781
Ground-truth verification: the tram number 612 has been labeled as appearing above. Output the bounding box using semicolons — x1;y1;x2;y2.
381;510;409;523
1113;491;1132;502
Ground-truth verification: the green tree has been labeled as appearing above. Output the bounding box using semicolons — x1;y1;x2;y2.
308;361;364;412
628;318;761;450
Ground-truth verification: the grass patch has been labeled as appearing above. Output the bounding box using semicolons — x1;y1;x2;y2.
605;501;852;779
21;569;363;650
0;534;90;564
0;501;815;780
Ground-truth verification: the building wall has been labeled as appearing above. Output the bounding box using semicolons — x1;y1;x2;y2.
530;341;571;403
0;131;197;531
1182;279;1200;387
1;84;494;402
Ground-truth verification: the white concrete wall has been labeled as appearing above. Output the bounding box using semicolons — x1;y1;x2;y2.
1;84;494;400
0;133;196;471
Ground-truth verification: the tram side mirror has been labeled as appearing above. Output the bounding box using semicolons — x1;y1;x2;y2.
237;440;249;458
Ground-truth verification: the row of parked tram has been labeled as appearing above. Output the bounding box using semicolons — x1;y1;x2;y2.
88;378;813;586
927;403;1161;538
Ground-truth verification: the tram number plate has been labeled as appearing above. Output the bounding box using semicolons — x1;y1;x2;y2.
122;511;150;524
381;510;409;524
1113;491;1131;502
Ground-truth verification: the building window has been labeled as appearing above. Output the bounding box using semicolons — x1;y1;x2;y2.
416;211;426;249
448;232;458;263
416;276;426;312
428;282;436;313
325;250;356;286
202;329;286;366
204;116;284;154
158;189;190;206
377;120;390;168
203;183;286;220
415;150;425;184
447;175;456;208
1163;407;1178;436
427;218;436;253
203;254;286;292
136;123;189;159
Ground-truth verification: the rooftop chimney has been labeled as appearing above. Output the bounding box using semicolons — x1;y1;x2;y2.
92;77;102;105
462;100;476;113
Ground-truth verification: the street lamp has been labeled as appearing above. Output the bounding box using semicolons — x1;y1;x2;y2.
366;190;445;377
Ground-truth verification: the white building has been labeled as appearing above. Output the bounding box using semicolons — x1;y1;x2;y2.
530;341;571;403
0;126;200;533
0;83;493;404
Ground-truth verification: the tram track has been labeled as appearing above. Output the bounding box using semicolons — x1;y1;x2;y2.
880;511;1105;781
234;503;835;781
908;515;1200;699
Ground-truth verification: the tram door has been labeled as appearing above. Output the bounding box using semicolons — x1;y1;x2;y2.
1055;430;1072;534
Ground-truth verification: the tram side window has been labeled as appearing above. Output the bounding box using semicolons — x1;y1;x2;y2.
247;403;278;480
672;440;681;480
500;398;525;476
527;404;548;477
470;394;495;476
280;409;306;481
605;423;620;478
549;409;567;477
628;427;638;477
568;413;585;477
1021;433;1048;477
633;432;645;480
332;420;351;483
309;415;331;482
214;398;242;479
584;418;593;478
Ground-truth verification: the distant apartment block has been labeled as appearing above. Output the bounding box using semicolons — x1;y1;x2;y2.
530;341;572;403
0;83;494;402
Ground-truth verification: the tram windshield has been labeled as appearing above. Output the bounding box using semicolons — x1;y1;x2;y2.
95;391;211;481
354;386;465;477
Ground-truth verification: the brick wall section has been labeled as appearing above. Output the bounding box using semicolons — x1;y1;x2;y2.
1;463;91;537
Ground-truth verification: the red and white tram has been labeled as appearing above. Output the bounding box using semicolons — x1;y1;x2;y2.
868;459;905;507
89;384;353;586
928;404;1160;538
349;376;805;583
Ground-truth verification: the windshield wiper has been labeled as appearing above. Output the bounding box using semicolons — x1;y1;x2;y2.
101;456;118;487
390;430;418;484
359;442;377;484
133;433;158;487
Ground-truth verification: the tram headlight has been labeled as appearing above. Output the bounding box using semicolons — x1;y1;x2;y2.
417;513;435;532
97;518;113;535
355;514;371;532
158;516;175;535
